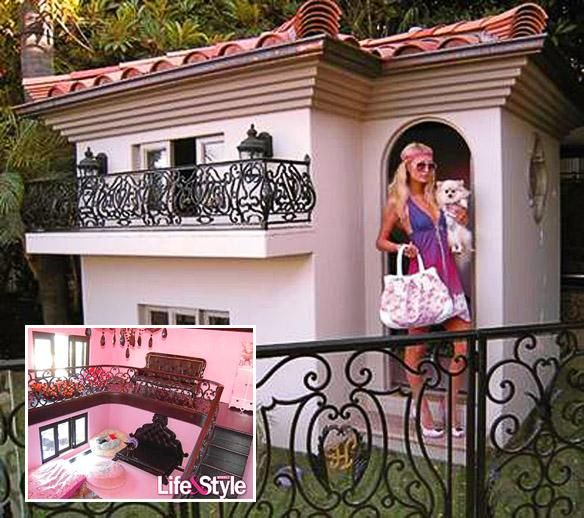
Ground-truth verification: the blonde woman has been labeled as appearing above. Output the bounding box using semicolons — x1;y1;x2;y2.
376;142;471;438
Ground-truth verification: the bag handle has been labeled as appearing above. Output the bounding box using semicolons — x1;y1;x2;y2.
396;245;426;277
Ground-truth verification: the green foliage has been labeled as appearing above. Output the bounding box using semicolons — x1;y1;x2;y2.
0;107;73;245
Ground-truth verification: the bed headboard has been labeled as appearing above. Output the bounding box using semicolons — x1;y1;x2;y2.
144;352;206;379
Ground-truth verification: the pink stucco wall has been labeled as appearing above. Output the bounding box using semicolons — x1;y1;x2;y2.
28;403;200;473
28;405;109;471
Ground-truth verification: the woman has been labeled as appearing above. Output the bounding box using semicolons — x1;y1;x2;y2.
376;142;472;438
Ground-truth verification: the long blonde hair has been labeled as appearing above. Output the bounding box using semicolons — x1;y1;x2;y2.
388;142;438;220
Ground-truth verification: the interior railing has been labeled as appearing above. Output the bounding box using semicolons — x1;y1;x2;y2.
27;365;222;416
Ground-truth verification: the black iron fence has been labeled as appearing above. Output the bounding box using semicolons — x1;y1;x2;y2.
22;158;316;231
3;321;583;516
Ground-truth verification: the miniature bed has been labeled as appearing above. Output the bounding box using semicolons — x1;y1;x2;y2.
28;459;86;500
114;413;188;484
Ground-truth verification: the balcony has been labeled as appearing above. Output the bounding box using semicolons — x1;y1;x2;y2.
23;158;316;258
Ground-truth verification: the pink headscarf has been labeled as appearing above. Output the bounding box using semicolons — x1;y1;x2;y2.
400;143;433;162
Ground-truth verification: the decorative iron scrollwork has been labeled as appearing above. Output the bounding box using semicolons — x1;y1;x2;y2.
23;158;316;231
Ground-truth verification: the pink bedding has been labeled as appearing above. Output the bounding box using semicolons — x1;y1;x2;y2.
28;459;86;500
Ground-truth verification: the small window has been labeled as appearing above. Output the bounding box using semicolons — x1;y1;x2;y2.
138;142;171;170
40;413;88;463
196;136;224;164
140;305;230;325
201;310;230;325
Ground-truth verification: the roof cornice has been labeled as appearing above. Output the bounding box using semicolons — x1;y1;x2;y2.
15;35;330;117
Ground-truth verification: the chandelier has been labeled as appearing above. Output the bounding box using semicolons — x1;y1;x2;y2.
85;328;167;359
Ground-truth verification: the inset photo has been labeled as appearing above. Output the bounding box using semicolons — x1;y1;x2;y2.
25;326;255;501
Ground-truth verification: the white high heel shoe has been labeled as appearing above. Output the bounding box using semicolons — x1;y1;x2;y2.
439;400;465;438
412;408;444;438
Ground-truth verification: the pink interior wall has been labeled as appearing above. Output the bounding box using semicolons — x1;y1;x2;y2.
29;403;200;472
90;328;251;403
28;404;109;471
27;327;253;404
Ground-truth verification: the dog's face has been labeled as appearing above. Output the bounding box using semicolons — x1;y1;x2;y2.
435;180;470;206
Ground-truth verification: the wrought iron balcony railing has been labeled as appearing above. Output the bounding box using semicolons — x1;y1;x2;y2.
23;158;316;232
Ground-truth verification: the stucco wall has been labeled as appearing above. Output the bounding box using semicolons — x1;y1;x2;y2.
76;109;311;173
81;255;314;344
310;109;366;339
501;109;561;325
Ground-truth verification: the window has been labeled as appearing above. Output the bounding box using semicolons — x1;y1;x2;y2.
40;413;88;463
135;136;224;170
196;135;224;164
33;333;88;376
140;305;230;325
136;141;171;170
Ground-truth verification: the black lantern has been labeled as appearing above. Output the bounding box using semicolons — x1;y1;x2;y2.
237;124;273;159
78;147;108;176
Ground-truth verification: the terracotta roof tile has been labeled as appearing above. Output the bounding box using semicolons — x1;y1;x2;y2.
23;2;548;102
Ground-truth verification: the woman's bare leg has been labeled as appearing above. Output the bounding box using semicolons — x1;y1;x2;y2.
405;326;437;428
442;316;472;428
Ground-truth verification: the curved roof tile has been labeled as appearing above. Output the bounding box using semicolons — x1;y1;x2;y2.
22;2;548;102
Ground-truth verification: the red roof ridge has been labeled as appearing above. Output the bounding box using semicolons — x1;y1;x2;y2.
22;2;550;102
360;3;547;49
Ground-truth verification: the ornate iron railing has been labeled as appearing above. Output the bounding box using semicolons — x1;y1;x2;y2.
241;322;583;517
22;158;316;231
3;322;582;516
28;365;222;415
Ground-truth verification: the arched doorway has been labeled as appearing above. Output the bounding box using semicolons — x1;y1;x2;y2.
383;120;474;387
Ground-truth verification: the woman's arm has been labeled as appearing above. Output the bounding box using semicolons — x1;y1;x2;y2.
376;198;418;258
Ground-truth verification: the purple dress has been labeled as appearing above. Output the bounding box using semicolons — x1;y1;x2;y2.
406;198;471;322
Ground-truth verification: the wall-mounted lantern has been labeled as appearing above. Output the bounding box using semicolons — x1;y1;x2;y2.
78;147;108;176
237;124;273;159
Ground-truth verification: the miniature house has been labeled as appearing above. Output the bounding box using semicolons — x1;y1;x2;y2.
18;2;584;447
27;327;253;499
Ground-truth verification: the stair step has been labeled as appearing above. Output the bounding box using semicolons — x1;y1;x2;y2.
212;428;252;456
204;445;247;477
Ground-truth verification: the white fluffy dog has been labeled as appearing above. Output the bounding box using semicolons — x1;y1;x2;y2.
435;180;473;265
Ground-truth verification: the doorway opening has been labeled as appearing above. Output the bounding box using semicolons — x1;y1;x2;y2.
383;120;474;388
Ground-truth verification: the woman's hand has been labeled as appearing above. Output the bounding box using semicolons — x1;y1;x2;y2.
403;244;419;258
450;205;469;226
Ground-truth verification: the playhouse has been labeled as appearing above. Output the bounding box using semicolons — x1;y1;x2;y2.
17;1;584;452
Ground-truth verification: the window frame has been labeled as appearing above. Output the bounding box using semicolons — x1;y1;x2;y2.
32;331;56;371
138;141;172;170
39;412;88;464
140;304;230;325
33;332;89;375
195;135;225;165
68;335;89;371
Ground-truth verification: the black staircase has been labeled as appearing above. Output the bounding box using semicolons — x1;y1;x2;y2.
190;426;252;499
